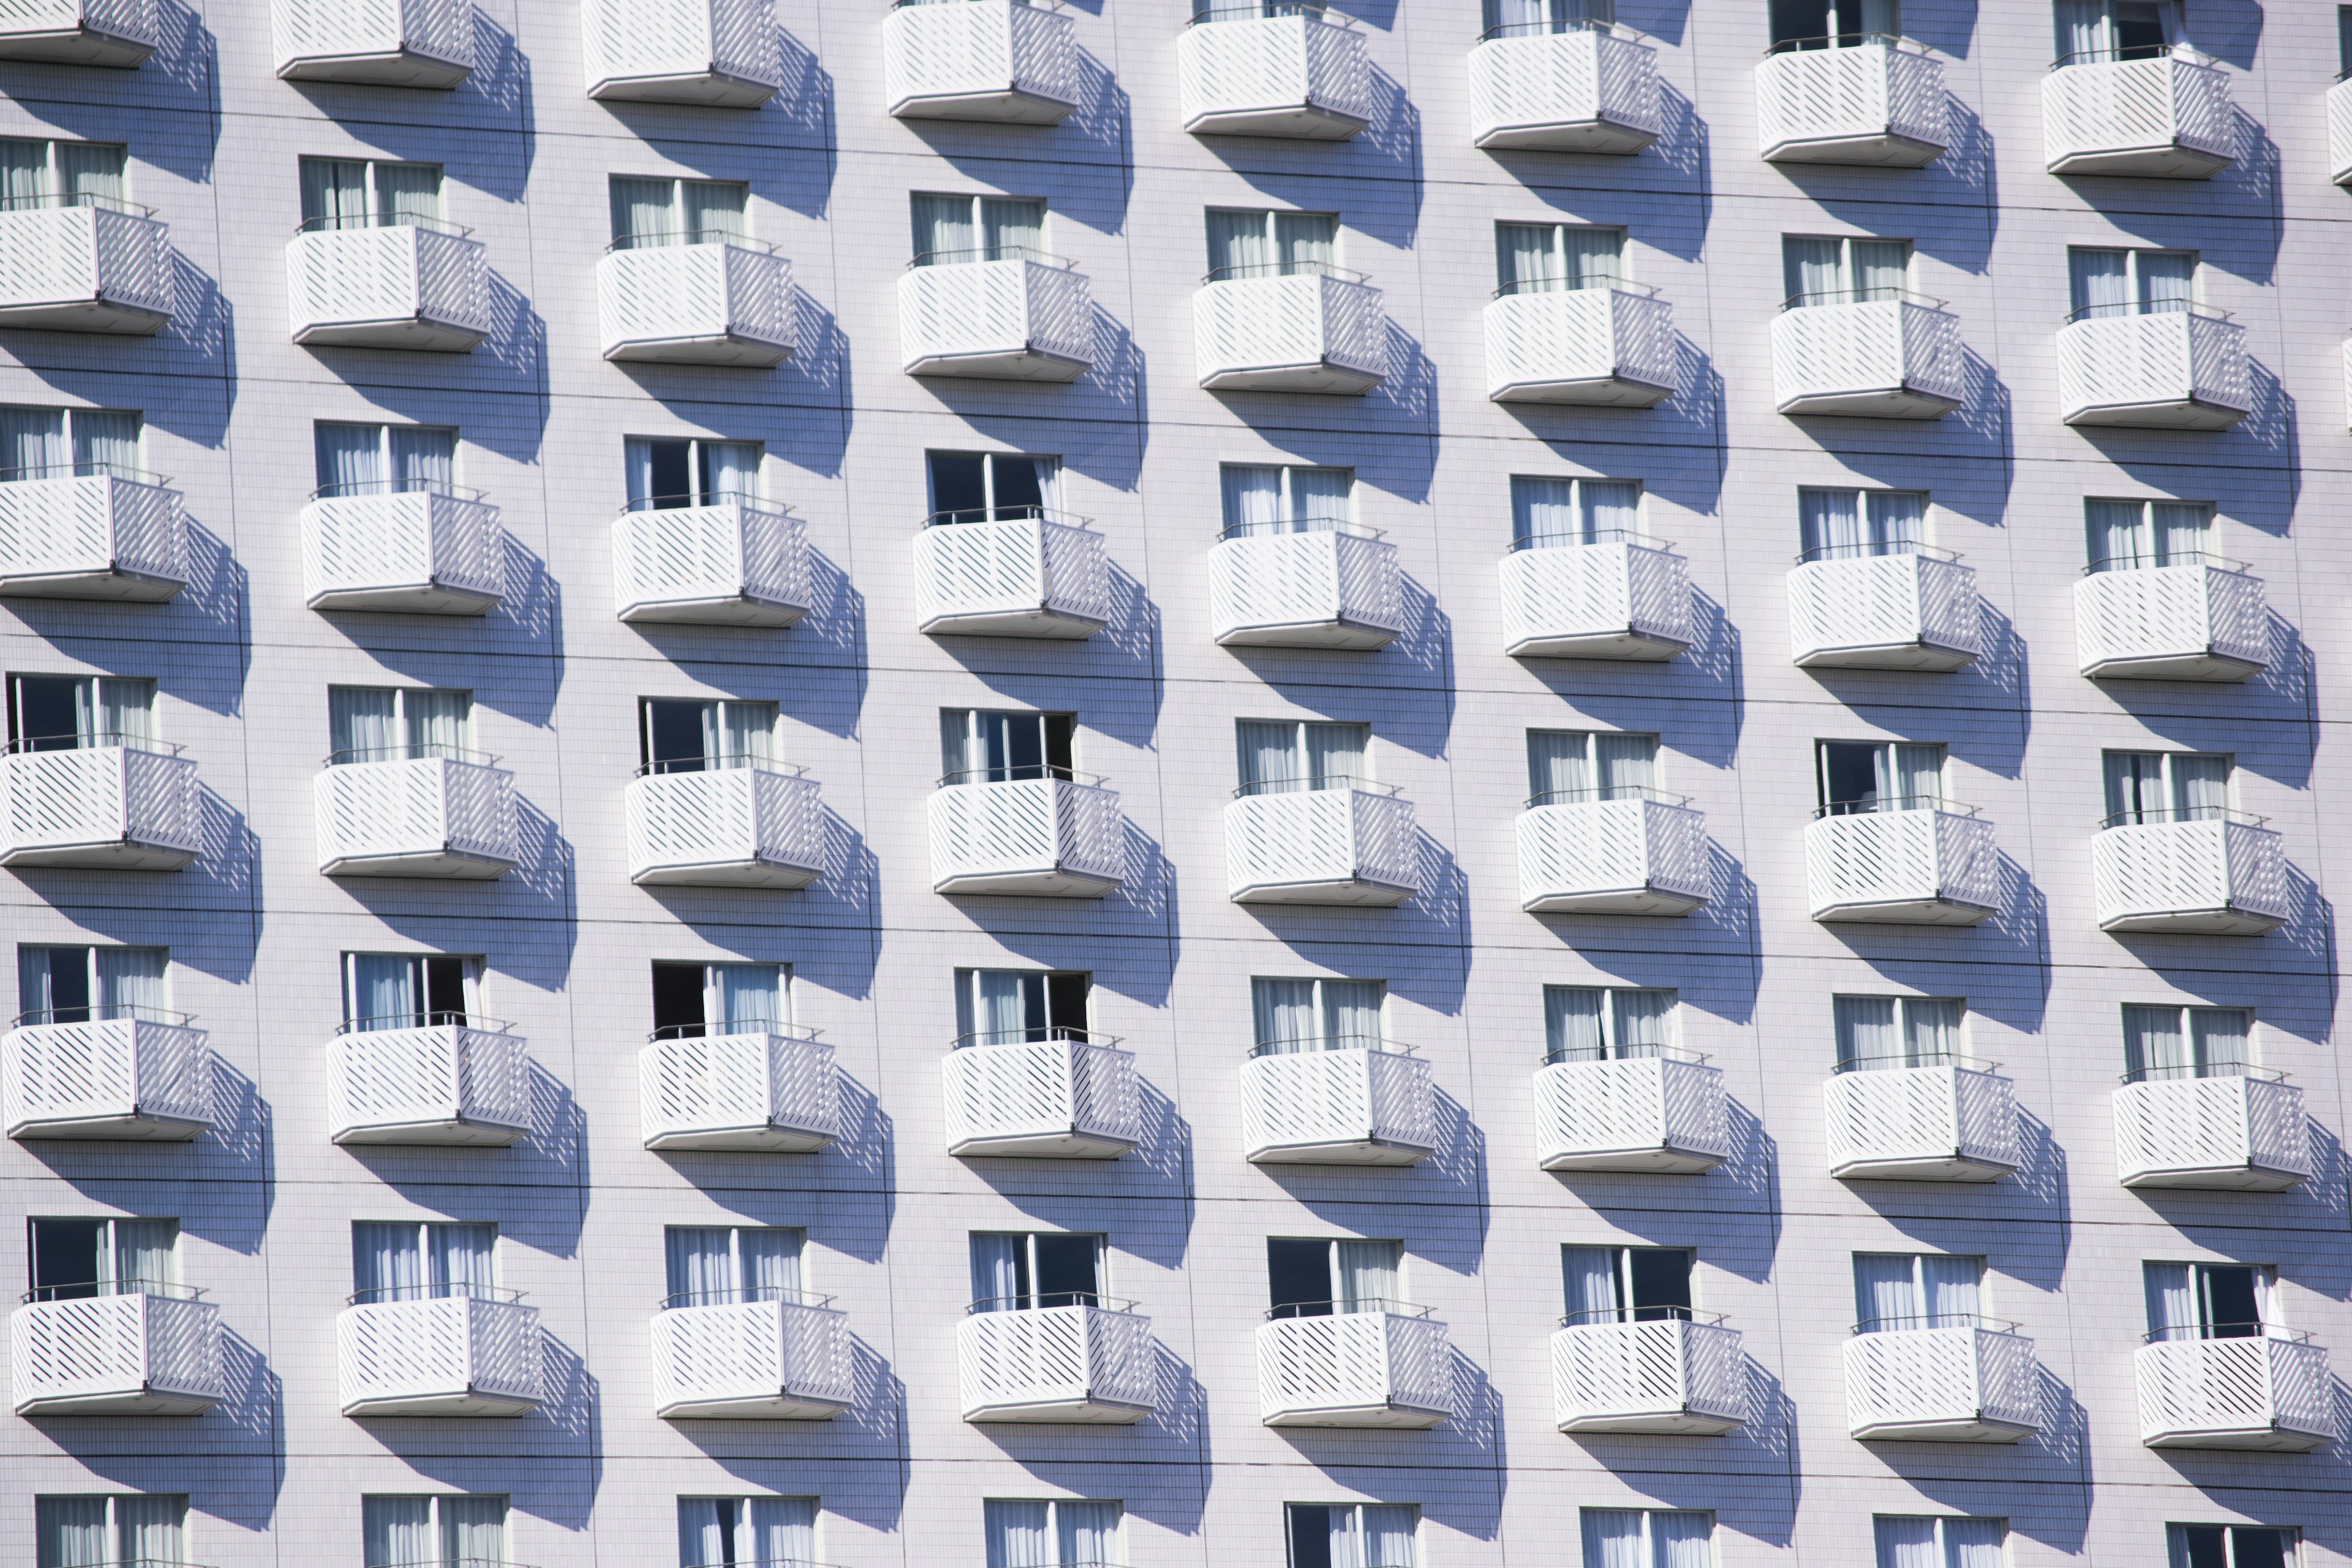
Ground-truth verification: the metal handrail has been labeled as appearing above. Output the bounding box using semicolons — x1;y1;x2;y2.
369;1559;537;1568
908;244;1073;270
1814;795;1973;820
2098;805;2263;831
0;190;152;216
1781;286;1946;312
618;491;786;517
1232;774;1400;799
309;478;481;502
1203;258;1367;284
336;1011;511;1036
2120;1061;2285;1086
1479;15;1640;42
1833;1050;2001;1075
1525;784;1687;810
1766;31;1919;55
296;213;470;238
968;1291;1139;1315
1544;1042;1707;1068
1217;515;1379;541
922;505;1092;530
661;1285;835;1311
13;1003;195;1028
1794;540;1957;565
2063;299;2230;325
347;1282;522;1306
23;1278;203;1303
2082;549;2245;576
1266;1297;1428;1319
1491;276;1657;301
1854;1313;2017;1335
0;459;170;486
648;1018;820;1044
634;755;804;779
4;731;180;756
1249;1033;1412;1059
2052;43;2215;69
2143;1322;2310;1345
605;228;773;254
951;1026;1120;1050
1559;1306;1725;1327
938;764;1104;787
1510;527;1674;554
326;743;500;768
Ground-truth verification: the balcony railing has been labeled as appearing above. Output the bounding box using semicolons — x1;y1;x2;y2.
1195;270;1387;394
1844;1320;2040;1442
1534;1050;1728;1174
915;513;1109;638
1807;805;1996;924
11;1287;222;1415
1226;782;1415;905
0;0;158;65
652;1292;852;1419
1787;548;1981;671
0;468;187;602
2137;1331;2334;1451
885;0;1076;123
1552;1313;1747;1434
1772;296;1962;418
1757;39;1947;165
1241;1038;1432;1164
639;1024;839;1152
0;741;200;871
900;254;1091;381
2333;78;2352;187
0;200;172;334
1517;791;1708;917
287;220;489;352
1469;22;1660;153
960;1299;1155;1422
2043;51;2234;178
598;238;794;366
4;1011;211;1140
627;762;823;889
273;0;474;87
583;0;779;106
1208;521;1398;649
1825;1058;2018;1182
2114;1069;2311;1192
2057;307;2248;429
327;1019;531;1145
315;755;517;878
302;487;505;614
338;1291;542;1416
944;1033;1139;1158
929;773;1124;898
1499;535;1691;660
2075;560;2267;682
1179;7;1371;138
2092;814;2286;937
613;496;809;627
1258;1305;1450;1427
1485;284;1676;406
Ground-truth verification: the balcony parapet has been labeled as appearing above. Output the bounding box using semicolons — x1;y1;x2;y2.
1825;1057;2018;1182
1469;21;1660;153
652;1291;852;1419
1845;1319;2040;1442
944;1031;1139;1158
4;1010;211;1140
1241;1038;1432;1164
1757;38;1947;165
884;0;1076;124
2115;1069;2310;1192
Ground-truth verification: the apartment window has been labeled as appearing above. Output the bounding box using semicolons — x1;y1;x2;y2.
1253;975;1383;1055
1769;0;1894;50
1580;1509;1711;1568
363;1496;504;1568
2146;1261;2275;1343
1268;1237;1402;1317
16;945;167;1025
342;953;475;1032
984;1499;1120;1568
1494;223;1623;295
680;1497;815;1568
328;686;472;765
1798;488;1926;560
1562;1245;1694;1324
2067;247;2193;320
1782;235;1909;307
625;437;760;511
640;698;777;774
351;1220;497;1303
1816;740;1945;816
1874;1517;2004;1568
1853;1252;1982;1332
1834;995;1963;1071
2124;1005;2252;1082
911;191;1046;265
940;709;1077;783
36;1494;185;1568
1485;0;1611;40
27;1216;176;1300
954;968;1090;1046
299;157;442;232
970;1232;1102;1310
1544;986;1674;1062
0;138;126;210
2103;751;2229;826
1220;463;1352;536
1289;1504;1417;1568
2170;1525;2295;1568
611;175;747;249
2084;497;2211;571
313;421;458;499
1206;208;1339;281
665;1226;804;1308
2057;0;2183;66
6;674;155;752
651;961;785;1040
0;406;140;481
927;450;1055;524
2342;7;2352;78
1510;475;1639;548
1527;730;1656;805
1235;720;1369;796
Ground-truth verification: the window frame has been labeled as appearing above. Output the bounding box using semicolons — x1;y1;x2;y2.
0;136;129;209
969;1230;1109;1311
952;967;1091;1046
326;684;475;766
607;173;750;249
924;448;1060;525
1232;718;1373;795
1850;1250;1986;1333
1560;1243;1698;1325
338;951;480;1032
622;435;764;511
637;696;780;775
4;673;157;753
1871;1515;2009;1568
1287;1502;1420;1568
2081;495;2214;571
1814;739;1948;816
2166;1523;2299;1568
1217;461;1355;537
1541;984;1679;1063
1507;473;1643;549
1523;728;1661;806
2144;1260;2279;1343
939;708;1079;785
26;1215;180;1300
1780;233;1913;308
1578;1507;1715;1568
1492;221;1626;295
349;1219;502;1303
2065;246;2199;320
910;190;1050;267
980;1498;1123;1568
14;943;172;1027
310;420;461;499
297;156;445;232
2057;0;2185;67
662;1223;808;1308
1267;1237;1408;1319
650;960;791;1041
676;1496;820;1568
360;1493;508;1568
1830;993;1967;1072
0;404;143;481
35;1493;187;1568
1203;206;1346;282
2121;1003;2256;1084
2100;748;2234;827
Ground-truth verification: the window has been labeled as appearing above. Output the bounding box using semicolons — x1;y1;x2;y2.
2103;752;2230;827
1544;987;1675;1062
1816;740;1945;815
2169;1525;2295;1568
912;192;1046;265
328;686;472;765
0;406;140;481
1853;1253;1981;1332
36;1494;185;1568
610;175;747;249
1268;1237;1403;1317
941;709;1077;784
2067;247;2194;320
625;437;760;511
2342;7;2352;78
927;450;1055;524
680;1498;815;1568
1485;0;1611;39
341;953;474;1032
1235;720;1370;796
363;1496;504;1568
1562;1245;1694;1324
641;698;777;774
2057;0;2183;66
1834;995;1964;1071
1219;464;1352;537
1253;975;1383;1054
984;1499;1120;1568
1874;1517;2004;1568
6;674;155;753
1494;223;1623;295
1510;475;1640;548
1768;0;1894;50
0;138;126;211
2083;497;2211;571
665;1226;804;1308
652;962;785;1041
970;1232;1102;1310
1798;488;1926;561
2146;1261;2275;1343
1580;1509;1711;1568
954;968;1090;1046
350;1220;497;1303
2124;1005;2252;1083
27;1216;177;1300
299;157;442;232
312;421;458;499
16;945;167;1026
1526;730;1656;805
1289;1504;1417;1568
1206;208;1339;281
1782;235;1909;307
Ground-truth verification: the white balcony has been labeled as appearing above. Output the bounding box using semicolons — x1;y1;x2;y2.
583;0;778;105
287;222;489;352
315;755;516;878
598;240;794;366
884;0;1075;123
2092;816;2286;937
1241;1041;1431;1165
11;1290;221;1415
1807;807;1997;925
1258;1308;1450;1427
4;1014;210;1140
1179;8;1370;138
1518;793;1708;917
2057;309;2248;429
626;764;823;889
1825;1060;2018;1182
652;1294;851;1419
0;202;171;334
614;498;809;627
1772;298;1961;418
0;0;154;63
2332;79;2352;186
273;0;473;86
1226;785;1415;906
960;1302;1155;1422
1208;524;1398;650
1534;1051;1728;1174
0;469;185;602
2115;1072;2311;1192
2075;562;2267;682
338;1292;541;1416
1787;549;1981;671
1499;537;1691;660
1485;285;1676;406
928;774;1123;898
327;1022;531;1146
1844;1322;2040;1442
301;488;505;614
1756;40;1947;165
0;743;200;871
914;514;1109;639
2137;1333;2334;1451
900;255;1091;381
2043;52;2234;178
1468;23;1659;153
1196;270;1387;394
1552;1315;1747;1434
943;1035;1139;1158
639;1025;839;1152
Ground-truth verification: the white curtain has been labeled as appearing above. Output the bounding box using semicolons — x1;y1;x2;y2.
1782;236;1845;304
1874;1517;1940;1568
353;1222;425;1302
1853;1253;1920;1330
1798;489;1861;558
93;946;165;1019
1057;1500;1120;1567
911;192;975;260
1834;997;1899;1069
1253;978;1318;1051
2170;753;2228;818
0;405;66;476
2190;1009;2250;1075
1496;222;1557;293
1306;722;1366;788
1291;466;1351;525
680;179;746;243
1356;1506;1415;1568
0;137;47;205
1207;208;1270;277
1594;733;1655;795
17;946;77;1023
56;142;123;205
1237;720;1301;793
1941;1519;2004;1568
1903;998;1962;1065
979;197;1044;258
1651;1513;1711;1568
970;1234;1025;1309
1921;1254;1980;1326
2068;248;2131;318
1613;990;1674;1055
1220;464;1282;535
2144;1261;2195;1341
2137;250;2193;312
87;677;152;748
388;426;455;492
967;970;1030;1044
432;1223;495;1297
1581;1512;1646;1568
2152;500;2209;561
405;689;470;758
2103;752;2160;824
315;421;386;495
1322;979;1383;1046
1564;1245;1623;1322
2055;0;2105;59
1883;744;1942;807
1584;479;1639;537
986;1501;1054;1568
440;1497;503;1567
738;1228;802;1299
749;1498;816;1566
329;688;399;763
1850;239;1907;298
300;157;369;228
1528;731;1593;801
1545;987;1604;1060
70;410;138;475
111;1219;175;1293
363;1498;435;1568
1511;475;1581;546
374;162;440;226
350;954;419;1031
716;964;780;1033
35;1498;110;1568
2084;499;2147;569
2123;1005;2187;1079
611;175;678;246
667;1227;736;1305
677;1499;731;1568
1274;211;1336;271
699;440;761;502
1335;1239;1399;1311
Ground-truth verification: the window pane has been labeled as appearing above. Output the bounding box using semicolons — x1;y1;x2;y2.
2123;1004;2188;1080
1834;996;1899;1068
1303;722;1368;788
912;192;976;261
611;175;677;245
1611;990;1675;1056
1510;475;1583;545
1496;223;1557;293
1057;1501;1119;1567
1920;1254;1979;1325
2229;1529;2290;1568
986;1501;1054;1568
1544;986;1604;1061
34;1498;110;1568
1872;1517;1939;1568
1799;488;1862;559
315;421;386;495
363;1498;435;1568
374;162;440;227
2086;499;2147;569
440;1496;505;1566
2068;247;2130;318
1334;1238;1400;1310
55;142;123;204
680;179;745;242
1581;1510;1646;1568
1207;208;1271;277
1527;730;1592;802
1782;236;1844;304
980;197;1045;257
2189;1009;2250;1074
1942;1518;2005;1568
1852;1253;1920;1329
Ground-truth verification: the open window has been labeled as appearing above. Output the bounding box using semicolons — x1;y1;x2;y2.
2145;1261;2276;1342
1562;1245;1694;1324
925;450;1055;525
28;1216;176;1300
954;968;1089;1046
2056;0;2184;66
969;1231;1103;1311
1289;1506;1417;1568
6;674;155;753
640;698;777;774
1769;0;1896;50
15;945;167;1025
940;709;1076;784
1267;1236;1403;1317
2169;1526;2294;1568
1816;740;1945;816
341;953;476;1033
624;437;760;511
651;961;785;1040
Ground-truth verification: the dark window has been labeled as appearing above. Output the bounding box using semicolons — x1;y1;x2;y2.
652;964;707;1038
7;674;78;752
2173;1525;2293;1568
2342;7;2352;77
926;451;1050;524
969;1232;1102;1310
1628;1248;1694;1320
1288;1506;1335;1568
29;1217;106;1300
1268;1238;1333;1317
940;710;1077;783
2201;1265;2261;1340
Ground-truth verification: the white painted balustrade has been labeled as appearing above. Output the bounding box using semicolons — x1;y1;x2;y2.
2075;562;2267;682
286;221;489;352
1824;1060;2018;1182
1756;40;1947;165
315;755;517;878
1806;806;1997;924
1772;298;1962;418
614;498;809;627
626;763;823;888
1179;6;1370;139
0;742;200;871
1845;1321;2040;1442
2114;1071;2310;1192
929;774;1124;897
598;239;794;366
1499;536;1691;660
0;0;157;64
1787;548;1981;671
2136;1332;2334;1451
0;201;171;334
1240;1041;1432;1164
0;469;187;601
12;1289;222;1415
1195;270;1386;393
960;1301;1156;1422
2043;51;2234;178
4;1012;211;1140
582;0;778;105
327;1021;532;1145
273;0;473;86
1226;785;1416;905
899;255;1091;380
943;1035;1139;1158
652;1293;852;1419
914;514;1109;638
1517;792;1708;917
2091;816;2286;937
338;1292;543;1416
639;1025;839;1152
1551;1314;1747;1434
302;488;505;614
1468;21;1659;153
2332;78;2352;186
884;0;1076;124
1534;1050;1728;1174
1485;285;1676;405
1208;523;1398;649
1258;1306;1450;1427
2057;309;2248;429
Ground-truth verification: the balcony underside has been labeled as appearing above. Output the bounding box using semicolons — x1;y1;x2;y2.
295;314;486;353
0;24;155;66
0;838;197;872
646;1120;835;1153
1186;101;1366;140
951;1125;1136;1159
1559;1404;1744;1436
590;69;777;108
1202;359;1382;395
935;864;1118;898
1247;1133;1431;1166
2082;647;2262;682
2063;394;2246;431
2100;903;2284;937
1232;873;1413;907
1215;616;1396;651
277;49;472;89
605;329;793;368
1507;624;1688;661
1542;1141;1725;1175
309;579;500;615
1813;893;1992;925
2049;143;2230;180
323;846;514;879
893;85;1076;124
2144;1420;2330;1452
2124;1158;2307;1193
1491;369;1673;407
1779;383;1959;419
631;854;822;890
332;1114;528;1148
1853;1411;2034;1443
1264;1398;1446;1428
1525;883;1706;918
922;604;1104;639
18;1384;217;1416
905;344;1087;382
1798;637;1977;673
0;564;183;602
1764;129;1943;167
343;1387;537;1417
1476;114;1656;154
10;1107;206;1141
0;295;167;334
658;1387;848;1420
965;1390;1151;1423
620;591;807;628
1834;1149;2014;1183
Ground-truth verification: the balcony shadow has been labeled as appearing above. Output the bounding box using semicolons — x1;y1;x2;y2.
673;1346;910;1509
1490;74;1710;201
212;1329;285;1461
774;292;851;478
1129;1076;1196;1204
1942;347;2016;469
477;273;548;390
158;517;249;650
765;28;837;159
358;1338;600;1522
185;787;259;915
1365;321;1434;440
162;251;232;389
468;16;535;185
2105;866;2334;974
1507;332;1728;459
